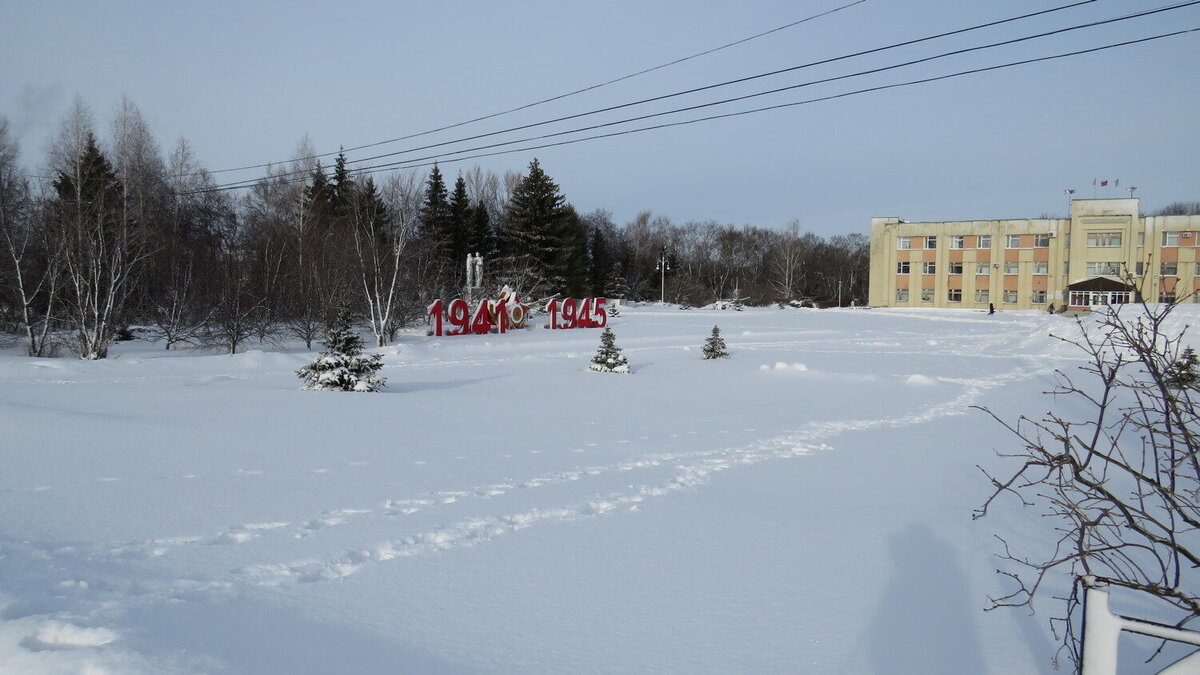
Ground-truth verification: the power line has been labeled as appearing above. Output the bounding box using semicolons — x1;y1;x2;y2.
198;1;1198;192
338;3;1200;177
202;0;1106;190
190;27;1198;194
204;0;868;176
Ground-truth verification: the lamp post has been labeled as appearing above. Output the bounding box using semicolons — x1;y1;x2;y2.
655;252;670;305
1064;188;1076;218
1126;186;1138;200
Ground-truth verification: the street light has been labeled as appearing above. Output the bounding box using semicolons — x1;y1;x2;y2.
1127;186;1139;200
655;252;670;305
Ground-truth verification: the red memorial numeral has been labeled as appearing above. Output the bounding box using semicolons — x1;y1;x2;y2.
593;298;608;328
470;301;495;334
560;298;578;329
427;299;444;336
432;296;600;335
446;298;470;335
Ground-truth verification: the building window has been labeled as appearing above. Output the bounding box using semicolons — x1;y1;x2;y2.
1065;234;1071;247
896;261;910;274
921;289;934;303
924;235;937;249
975;289;989;303
922;261;936;274
1086;262;1122;276
1064;261;1070;276
977;234;992;249
1005;234;1021;248
897;236;912;250
1032;290;1047;304
1138;232;1145;247
1035;234;1050;248
948;261;963;275
1087;232;1122;247
1033;261;1048;275
947;289;962;302
895;288;909;302
1161;291;1177;304
1136;262;1144;276
1070;290;1131;306
1161;262;1178;276
1004;261;1019;275
976;262;990;275
1003;290;1018;304
1163;231;1181;247
948;235;964;249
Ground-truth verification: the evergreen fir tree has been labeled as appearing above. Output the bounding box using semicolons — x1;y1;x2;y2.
447;175;472;267
418;164;451;252
588;226;614;297
304;162;334;228
588;327;630;374
501;158;571;287
465;203;495;259
559;205;590;296
330;149;355;217
701;325;729;359
297;309;386;391
1165;347;1199;390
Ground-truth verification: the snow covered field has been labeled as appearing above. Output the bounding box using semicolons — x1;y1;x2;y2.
2;305;1196;673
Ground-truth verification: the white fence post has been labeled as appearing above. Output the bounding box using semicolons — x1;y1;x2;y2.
1080;576;1200;674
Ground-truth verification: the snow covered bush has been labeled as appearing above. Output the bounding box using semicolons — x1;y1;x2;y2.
297;310;386;392
701;325;728;359
589;327;630;374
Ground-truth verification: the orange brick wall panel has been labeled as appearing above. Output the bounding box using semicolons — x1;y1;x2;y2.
975;251;991;263
1032;276;1048;291
1162;247;1179;263
947;275;963;290
975;275;990;288
1004;249;1020;262
1033;247;1050;262
1003;276;1019;291
949;250;964;262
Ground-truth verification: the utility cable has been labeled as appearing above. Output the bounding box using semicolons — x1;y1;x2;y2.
196;1;1197;192
201;0;1103;189
204;0;868;176
187;27;1198;193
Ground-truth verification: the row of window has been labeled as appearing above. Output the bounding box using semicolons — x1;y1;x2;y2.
898;260;1193;277
1088;262;1191;276
897;234;1051;250
897;261;1049;275
895;289;1048;304
899;231;1193;251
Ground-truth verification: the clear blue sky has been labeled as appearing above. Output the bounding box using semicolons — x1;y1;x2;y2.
2;0;1198;235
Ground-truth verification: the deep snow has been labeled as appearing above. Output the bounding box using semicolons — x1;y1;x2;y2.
1;305;1197;673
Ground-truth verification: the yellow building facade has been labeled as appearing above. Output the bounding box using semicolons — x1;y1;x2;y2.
868;198;1200;310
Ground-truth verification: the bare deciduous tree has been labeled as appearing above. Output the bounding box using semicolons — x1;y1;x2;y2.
974;300;1199;669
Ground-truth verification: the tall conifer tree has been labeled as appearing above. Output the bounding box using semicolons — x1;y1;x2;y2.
419;164;451;254
502;158;571;289
448;175;471;269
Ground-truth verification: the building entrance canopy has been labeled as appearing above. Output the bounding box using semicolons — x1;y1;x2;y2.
1066;277;1135;308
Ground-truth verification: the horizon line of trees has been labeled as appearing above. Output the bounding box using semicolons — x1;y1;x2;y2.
0;96;868;359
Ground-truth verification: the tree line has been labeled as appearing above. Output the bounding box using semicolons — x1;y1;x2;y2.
0;97;868;358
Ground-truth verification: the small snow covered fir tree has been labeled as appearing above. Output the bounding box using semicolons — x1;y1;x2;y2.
701;325;728;359
589;327;630;373
1165;347;1198;390
297;309;386;391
